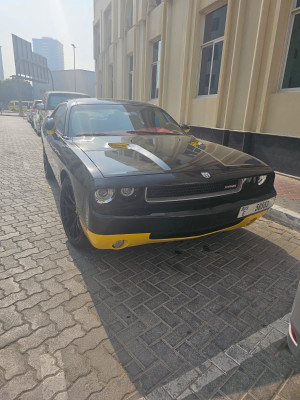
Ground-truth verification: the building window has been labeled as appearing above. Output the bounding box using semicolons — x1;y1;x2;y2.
109;65;113;98
128;55;133;100
148;0;162;9
151;40;161;99
94;21;100;60
125;0;133;31
198;5;227;96
104;6;112;48
98;70;103;98
282;0;300;89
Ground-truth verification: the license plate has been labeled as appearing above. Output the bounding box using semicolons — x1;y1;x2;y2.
238;197;276;218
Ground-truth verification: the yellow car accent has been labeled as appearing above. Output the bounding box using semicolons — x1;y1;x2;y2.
80;210;267;250
109;143;129;149
49;126;56;135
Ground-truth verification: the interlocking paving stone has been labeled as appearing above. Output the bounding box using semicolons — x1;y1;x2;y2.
0;117;300;399
0;344;27;380
27;344;60;380
176;342;206;367
136;362;170;393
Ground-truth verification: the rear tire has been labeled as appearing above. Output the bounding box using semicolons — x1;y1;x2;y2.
60;177;89;248
43;149;54;180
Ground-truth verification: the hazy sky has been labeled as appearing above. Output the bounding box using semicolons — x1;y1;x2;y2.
0;0;94;79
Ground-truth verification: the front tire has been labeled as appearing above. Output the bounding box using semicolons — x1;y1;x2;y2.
60;177;89;248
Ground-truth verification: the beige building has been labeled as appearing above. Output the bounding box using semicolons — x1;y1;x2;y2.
93;0;300;176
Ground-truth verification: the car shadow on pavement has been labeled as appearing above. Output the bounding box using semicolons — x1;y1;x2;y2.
47;176;300;399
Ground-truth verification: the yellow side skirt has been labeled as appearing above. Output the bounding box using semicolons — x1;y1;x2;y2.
80;210;267;250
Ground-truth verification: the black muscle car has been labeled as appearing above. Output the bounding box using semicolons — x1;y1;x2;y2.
41;98;276;250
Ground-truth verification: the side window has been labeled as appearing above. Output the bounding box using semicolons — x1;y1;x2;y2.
53;105;67;134
282;0;300;89
198;5;227;96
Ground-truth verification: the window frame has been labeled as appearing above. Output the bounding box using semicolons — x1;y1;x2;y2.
279;0;300;92
197;4;227;97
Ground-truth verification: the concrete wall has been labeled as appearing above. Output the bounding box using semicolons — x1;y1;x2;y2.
33;69;95;99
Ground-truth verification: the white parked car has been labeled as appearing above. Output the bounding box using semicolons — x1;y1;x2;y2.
288;280;300;361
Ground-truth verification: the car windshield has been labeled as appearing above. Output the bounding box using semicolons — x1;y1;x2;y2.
69;104;185;137
48;94;88;110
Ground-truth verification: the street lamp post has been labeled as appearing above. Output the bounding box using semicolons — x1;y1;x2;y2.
71;44;76;91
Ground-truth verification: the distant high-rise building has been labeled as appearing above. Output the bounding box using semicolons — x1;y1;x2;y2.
0;46;4;81
32;37;64;71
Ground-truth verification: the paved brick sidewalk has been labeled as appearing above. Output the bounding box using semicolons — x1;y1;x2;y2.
274;174;300;214
0;116;300;400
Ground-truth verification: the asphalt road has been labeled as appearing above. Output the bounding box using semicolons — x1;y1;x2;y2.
0;116;300;400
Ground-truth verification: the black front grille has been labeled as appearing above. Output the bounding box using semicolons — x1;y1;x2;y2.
150;220;239;239
146;179;240;202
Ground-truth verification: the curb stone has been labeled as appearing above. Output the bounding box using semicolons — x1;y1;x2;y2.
264;205;300;233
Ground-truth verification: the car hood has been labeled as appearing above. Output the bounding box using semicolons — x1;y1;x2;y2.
73;134;266;177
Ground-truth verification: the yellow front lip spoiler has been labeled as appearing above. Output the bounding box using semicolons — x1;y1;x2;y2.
80;210;267;250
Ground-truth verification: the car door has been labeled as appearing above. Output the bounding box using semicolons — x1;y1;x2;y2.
44;104;68;183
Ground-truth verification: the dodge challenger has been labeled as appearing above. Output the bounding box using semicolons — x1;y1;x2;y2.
41;98;276;250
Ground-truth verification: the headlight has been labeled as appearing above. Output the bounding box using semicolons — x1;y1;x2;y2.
120;187;135;197
94;188;115;204
257;175;267;186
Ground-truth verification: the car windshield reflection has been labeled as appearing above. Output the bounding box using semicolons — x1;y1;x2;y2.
69;104;185;137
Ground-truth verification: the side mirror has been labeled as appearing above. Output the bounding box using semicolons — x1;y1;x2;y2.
45;118;55;133
180;124;190;133
37;103;44;110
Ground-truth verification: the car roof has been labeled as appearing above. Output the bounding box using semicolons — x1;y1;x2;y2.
65;98;160;108
45;91;90;96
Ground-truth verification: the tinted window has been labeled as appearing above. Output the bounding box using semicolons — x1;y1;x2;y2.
53;105;67;133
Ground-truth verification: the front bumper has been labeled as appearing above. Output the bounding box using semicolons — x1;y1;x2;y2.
80;210;267;250
80;192;275;249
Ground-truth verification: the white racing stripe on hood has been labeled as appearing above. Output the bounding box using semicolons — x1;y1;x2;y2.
127;143;171;171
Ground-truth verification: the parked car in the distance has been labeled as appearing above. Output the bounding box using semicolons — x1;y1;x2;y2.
8;100;33;113
42;98;276;250
288;281;300;362
33;103;44;135
27;100;42;126
40;91;90;134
